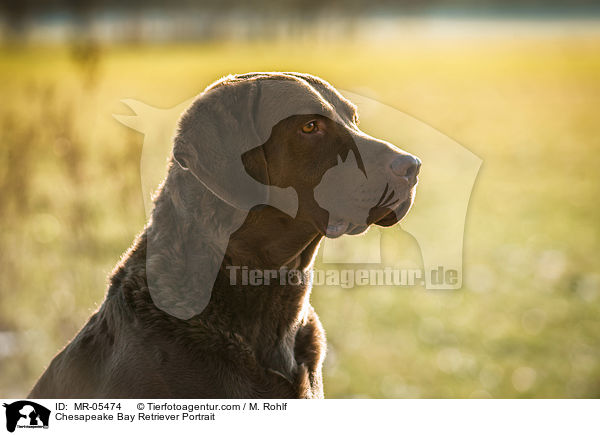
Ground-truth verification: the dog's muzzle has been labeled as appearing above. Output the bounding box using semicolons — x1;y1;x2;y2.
368;154;421;227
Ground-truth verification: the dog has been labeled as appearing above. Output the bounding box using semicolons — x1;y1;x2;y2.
28;72;420;398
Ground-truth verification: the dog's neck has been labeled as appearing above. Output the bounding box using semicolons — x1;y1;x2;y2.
214;207;322;375
128;167;323;376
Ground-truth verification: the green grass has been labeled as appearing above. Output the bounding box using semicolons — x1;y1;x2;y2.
1;31;599;397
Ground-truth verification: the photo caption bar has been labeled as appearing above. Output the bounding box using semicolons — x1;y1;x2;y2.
1;399;595;435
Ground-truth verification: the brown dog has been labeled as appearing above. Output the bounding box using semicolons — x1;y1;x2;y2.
29;72;420;398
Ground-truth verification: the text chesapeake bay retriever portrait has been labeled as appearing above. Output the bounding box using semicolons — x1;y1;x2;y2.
29;72;421;398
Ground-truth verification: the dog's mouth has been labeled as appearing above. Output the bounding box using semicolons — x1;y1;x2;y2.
366;182;415;227
371;197;413;227
324;184;416;238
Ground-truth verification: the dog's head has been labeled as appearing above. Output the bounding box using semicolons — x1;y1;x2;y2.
148;72;421;318
173;72;420;239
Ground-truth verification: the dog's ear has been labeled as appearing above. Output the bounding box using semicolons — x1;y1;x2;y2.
172;80;270;210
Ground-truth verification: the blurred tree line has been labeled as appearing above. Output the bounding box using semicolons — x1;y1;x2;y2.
2;0;599;42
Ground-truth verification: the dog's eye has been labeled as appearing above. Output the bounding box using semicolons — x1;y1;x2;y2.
301;121;318;134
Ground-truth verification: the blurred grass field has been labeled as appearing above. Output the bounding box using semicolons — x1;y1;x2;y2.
1;27;600;397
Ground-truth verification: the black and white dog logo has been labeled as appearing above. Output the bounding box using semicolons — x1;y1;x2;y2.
3;401;50;433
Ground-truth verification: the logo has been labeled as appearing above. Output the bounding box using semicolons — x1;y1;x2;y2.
114;76;481;319
3;401;50;433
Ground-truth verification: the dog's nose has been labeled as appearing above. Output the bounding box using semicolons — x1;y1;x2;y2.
390;155;421;178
